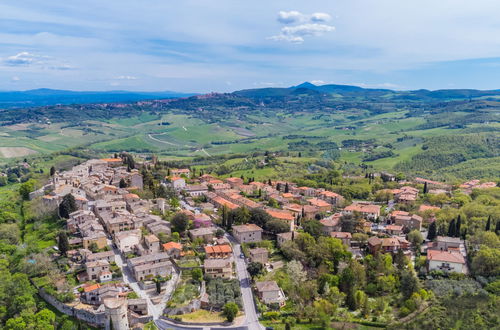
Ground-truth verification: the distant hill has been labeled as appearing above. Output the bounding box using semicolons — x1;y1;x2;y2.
0;88;197;109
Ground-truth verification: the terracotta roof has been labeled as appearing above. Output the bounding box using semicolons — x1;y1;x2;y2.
308;198;331;208
266;209;295;221
83;283;101;292
381;237;400;247
162;242;182;251
344;204;381;214
100;158;122;162
427;250;465;264
386;225;403;231
331;232;352;239
282;193;294;198
205;244;232;254
170;176;184;181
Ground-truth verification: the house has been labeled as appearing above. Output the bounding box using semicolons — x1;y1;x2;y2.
225;177;244;187
189;227;216;243
308;198;333;213
427;250;466;273
204;245;232;259
169;176;186;190
85;260;110;281
114;230;141;253
162;242;183;258
276;231;293;247
390;211;422;231
317;190;344;206
86;250;115;263
319;214;342;235
343;203;381;220
193;213;213;228
144;234;160;254
432;236;464;251
184;184;208;197
128;299;148;315
395;186;419;204
204;258;233;279
170;168;191;178
232;224;263;243
330;232;352;246
266;209;295;231
385;224;404;235
368;237;403;254
249;247;268;264
255;281;286;306
128;253;173;281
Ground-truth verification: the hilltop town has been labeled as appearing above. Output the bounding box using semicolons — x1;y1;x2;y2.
9;153;495;330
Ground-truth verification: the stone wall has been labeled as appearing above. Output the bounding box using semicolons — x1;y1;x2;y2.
38;288;108;327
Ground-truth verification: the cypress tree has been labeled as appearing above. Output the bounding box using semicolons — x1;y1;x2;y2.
50;166;56;177
423;182;428;194
455;215;461;237
495;221;500;235
447;219;456;237
486;215;491;231
285;182;289;193
58;231;69;255
427;221;437;240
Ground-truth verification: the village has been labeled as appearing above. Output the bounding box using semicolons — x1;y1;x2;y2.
31;155;497;330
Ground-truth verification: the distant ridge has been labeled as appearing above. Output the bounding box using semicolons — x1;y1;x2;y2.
0;88;197;109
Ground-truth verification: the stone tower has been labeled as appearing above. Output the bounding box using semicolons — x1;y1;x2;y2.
104;298;129;330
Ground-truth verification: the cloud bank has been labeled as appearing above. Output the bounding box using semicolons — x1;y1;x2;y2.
269;10;335;43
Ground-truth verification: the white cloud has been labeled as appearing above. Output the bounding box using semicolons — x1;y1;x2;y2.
270;23;335;43
311;13;331;22
277;11;305;24
310;80;325;85
115;75;137;80
4;52;43;66
270;11;335;43
11;76;20;82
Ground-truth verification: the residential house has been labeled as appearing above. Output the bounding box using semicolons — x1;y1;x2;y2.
343;203;381;220
144;234;160;254
162;242;183;258
128;253;173;281
204;258;233;279
308;198;333;213
85;260;110;282
189;227;216;243
255;281;286;306
193;213;213;228
390;211;422;231
249;248;268;264
232;224;263;243
276;232;293;247
170;168;191;178
330;232;352;246
128;299;148;315
427;250;466;273
317;190;344;207
385;224;404;235
266;208;295;231
319;214;342;235
169;176;186;190
204;245;232;259
114;229;141;253
184;184;208;197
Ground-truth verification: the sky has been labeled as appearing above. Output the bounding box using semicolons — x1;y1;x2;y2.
2;0;500;92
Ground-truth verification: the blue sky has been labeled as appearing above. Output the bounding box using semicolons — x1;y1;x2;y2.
2;0;500;92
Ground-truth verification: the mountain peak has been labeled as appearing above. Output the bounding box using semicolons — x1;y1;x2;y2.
293;82;317;89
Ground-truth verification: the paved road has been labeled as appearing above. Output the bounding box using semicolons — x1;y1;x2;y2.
111;244;180;319
227;235;264;330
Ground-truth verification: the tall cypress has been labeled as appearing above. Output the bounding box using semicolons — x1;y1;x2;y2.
455;215;461;238
427;221;437;240
447;219;456;237
486;215;491;231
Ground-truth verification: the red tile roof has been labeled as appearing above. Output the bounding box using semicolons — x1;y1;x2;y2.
427;250;465;264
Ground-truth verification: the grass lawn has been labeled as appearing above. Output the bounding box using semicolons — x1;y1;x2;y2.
178;310;226;323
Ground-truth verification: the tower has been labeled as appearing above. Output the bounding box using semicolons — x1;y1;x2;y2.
104;298;129;330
